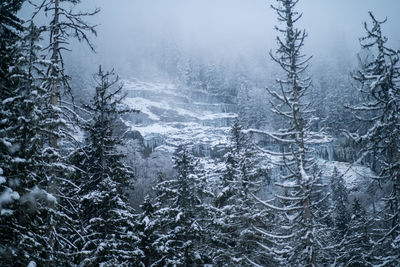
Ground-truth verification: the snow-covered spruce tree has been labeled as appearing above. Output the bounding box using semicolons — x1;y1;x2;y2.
0;8;44;264
0;15;44;265
0;0;26;214
150;148;211;266
211;119;273;266
0;0;24;85
330;167;350;237
258;0;331;266
335;198;374;266
73;66;141;266
327;167;352;265
349;12;400;265
0;18;78;265
136;194;160;267
1;1;99;264
28;0;99;147
26;1;99;264
28;0;99;216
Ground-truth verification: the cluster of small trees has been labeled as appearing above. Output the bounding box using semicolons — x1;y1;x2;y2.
1;0;400;266
132;119;270;266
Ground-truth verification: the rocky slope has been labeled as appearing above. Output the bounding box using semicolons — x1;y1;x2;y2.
121;79;237;157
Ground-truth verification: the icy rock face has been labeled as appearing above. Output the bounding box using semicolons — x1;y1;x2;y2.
316;136;360;163
121;79;237;157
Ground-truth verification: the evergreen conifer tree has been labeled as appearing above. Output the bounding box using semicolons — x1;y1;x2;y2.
76;66;141;266
259;1;331;266
0;17;78;265
211;119;271;266
13;1;100;263
150;148;211;266
335;198;373;266
330;167;350;237
0;0;26;216
136;194;160;267
349;12;400;265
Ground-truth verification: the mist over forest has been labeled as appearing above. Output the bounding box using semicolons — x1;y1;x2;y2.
2;0;400;266
61;0;400;77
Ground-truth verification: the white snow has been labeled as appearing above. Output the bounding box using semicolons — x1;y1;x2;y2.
129;123;177;135
46;192;57;204
0;188;20;209
317;159;374;190
20;186;57;205
122;79;236;152
142;215;150;226
176;211;183;223
154;145;176;154
123;97;163;121
12;157;26;163
275;181;299;188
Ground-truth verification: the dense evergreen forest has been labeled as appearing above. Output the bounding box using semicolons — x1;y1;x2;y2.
1;0;400;266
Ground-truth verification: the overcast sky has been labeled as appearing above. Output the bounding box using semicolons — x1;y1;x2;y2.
22;0;400;79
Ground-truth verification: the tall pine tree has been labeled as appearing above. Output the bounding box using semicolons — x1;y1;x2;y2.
330;167;350;237
350;12;400;265
0;0;26;216
335;198;374;266
74;66;141;266
258;0;330;266
29;1;100;263
0;16;77;265
136;194;160;267
211;119;272;266
149;148;211;266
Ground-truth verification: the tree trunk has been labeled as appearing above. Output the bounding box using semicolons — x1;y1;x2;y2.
50;0;59;148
